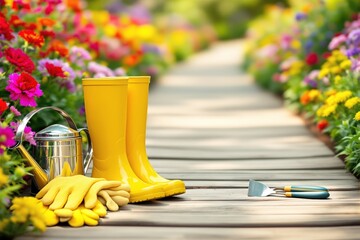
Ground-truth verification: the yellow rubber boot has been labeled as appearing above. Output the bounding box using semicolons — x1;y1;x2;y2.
82;77;165;203
126;76;186;197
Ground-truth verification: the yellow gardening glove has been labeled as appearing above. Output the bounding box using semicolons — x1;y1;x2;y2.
84;181;130;210
36;201;59;227
36;175;104;210
96;185;131;211
54;201;107;227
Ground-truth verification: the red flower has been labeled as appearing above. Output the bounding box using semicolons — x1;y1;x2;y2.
9;15;25;28
317;119;329;131
0;16;14;41
323;52;331;59
305;52;318;66
0;97;8;115
5;48;35;73
40;30;55;38
19;29;45;48
45;62;66;78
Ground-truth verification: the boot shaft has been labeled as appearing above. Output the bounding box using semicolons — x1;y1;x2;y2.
82;77;128;178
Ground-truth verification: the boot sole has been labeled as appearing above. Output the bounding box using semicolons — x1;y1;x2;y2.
129;192;165;203
164;187;186;197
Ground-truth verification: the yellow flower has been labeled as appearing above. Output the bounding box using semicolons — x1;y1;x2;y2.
10;197;47;232
104;24;117;37
330;66;341;74
137;24;157;42
345;97;360;109
325;95;336;105
326;90;352;104
318;68;329;79
0;167;8;186
354;111;360;121
327;56;336;64
340;60;352;70
325;89;337;96
291;40;301;49
334;90;352;103
317;104;337;117
334;75;342;84
308;89;321;101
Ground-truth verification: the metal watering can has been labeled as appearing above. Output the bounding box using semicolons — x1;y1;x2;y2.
12;106;93;189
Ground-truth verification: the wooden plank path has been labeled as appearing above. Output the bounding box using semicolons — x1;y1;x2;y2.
18;40;360;239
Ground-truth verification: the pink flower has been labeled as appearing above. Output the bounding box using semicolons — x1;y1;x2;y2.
328;34;347;50
10;122;36;146
10;106;21;116
5;72;43;107
0;126;16;154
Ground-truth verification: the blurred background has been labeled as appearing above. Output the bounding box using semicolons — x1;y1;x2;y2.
86;0;288;40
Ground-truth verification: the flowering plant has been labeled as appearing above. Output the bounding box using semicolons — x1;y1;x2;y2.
0;0;107;238
243;0;360;176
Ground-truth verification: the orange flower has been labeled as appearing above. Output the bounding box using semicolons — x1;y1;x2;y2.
123;51;143;67
48;40;69;57
300;92;311;105
19;29;44;48
38;18;56;27
65;0;81;12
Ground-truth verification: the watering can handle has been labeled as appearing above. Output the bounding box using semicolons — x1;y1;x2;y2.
12;106;78;148
78;128;93;173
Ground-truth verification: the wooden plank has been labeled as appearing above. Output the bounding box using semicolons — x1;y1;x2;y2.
121;201;360;215
160;169;356;181
149;158;345;171
101;211;360;227
16;226;360;240
146;125;315;138
176;188;360;201
183;179;360;190
146;147;334;159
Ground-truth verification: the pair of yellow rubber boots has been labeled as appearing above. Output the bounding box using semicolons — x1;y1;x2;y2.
82;76;185;203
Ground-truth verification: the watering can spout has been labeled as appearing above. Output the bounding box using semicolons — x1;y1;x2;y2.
16;144;48;189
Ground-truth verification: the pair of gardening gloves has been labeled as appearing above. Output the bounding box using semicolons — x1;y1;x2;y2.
35;175;130;227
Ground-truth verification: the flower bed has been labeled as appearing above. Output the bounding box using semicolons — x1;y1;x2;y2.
0;0;215;238
243;0;360;177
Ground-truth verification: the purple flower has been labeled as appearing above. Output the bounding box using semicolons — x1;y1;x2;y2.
304;40;313;53
78;105;85;116
328;34;347;50
303;70;319;88
0;126;16;154
69;46;92;66
10;122;36;146
88;62;114;77
142;44;161;55
346;47;360;57
348;29;360;45
295;12;307;21
5;72;43;107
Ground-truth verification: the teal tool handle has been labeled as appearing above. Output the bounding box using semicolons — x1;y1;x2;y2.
285;191;330;199
284;185;328;192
